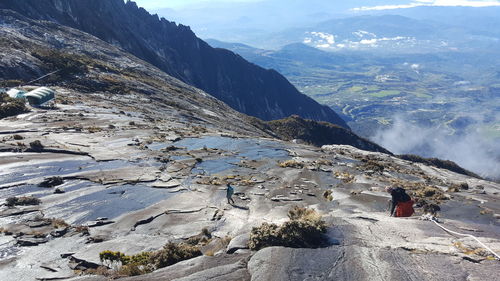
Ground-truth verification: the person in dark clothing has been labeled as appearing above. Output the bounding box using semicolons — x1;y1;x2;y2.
386;186;414;217
226;183;235;205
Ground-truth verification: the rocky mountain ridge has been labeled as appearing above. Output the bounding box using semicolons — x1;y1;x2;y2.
0;0;349;128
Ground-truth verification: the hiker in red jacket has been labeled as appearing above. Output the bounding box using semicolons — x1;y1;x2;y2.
386;186;414;217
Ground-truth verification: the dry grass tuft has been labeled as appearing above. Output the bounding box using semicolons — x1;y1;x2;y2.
248;207;327;251
278;160;304;168
6;196;41;207
323;190;333;201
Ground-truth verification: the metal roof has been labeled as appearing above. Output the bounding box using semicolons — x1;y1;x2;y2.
6;88;26;99
25;87;55;105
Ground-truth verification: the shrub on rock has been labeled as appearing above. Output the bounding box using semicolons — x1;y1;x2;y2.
29;140;44;151
413;186;448;201
0;93;27;119
248;207;327;251
6;196;41;207
98;242;201;277
149;243;202;269
278;160;304;168
39;176;64;187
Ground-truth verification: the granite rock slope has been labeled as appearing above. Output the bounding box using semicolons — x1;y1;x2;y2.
0;0;350;128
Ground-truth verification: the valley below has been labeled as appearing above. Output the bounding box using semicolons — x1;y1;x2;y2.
207;41;500;180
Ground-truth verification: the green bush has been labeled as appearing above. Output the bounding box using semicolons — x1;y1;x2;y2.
149;243;202;269
99;250;126;264
118;262;152;276
248;207;327;251
0;93;27;119
98;242;201;277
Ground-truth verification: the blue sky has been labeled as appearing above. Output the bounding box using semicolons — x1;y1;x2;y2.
132;0;500;10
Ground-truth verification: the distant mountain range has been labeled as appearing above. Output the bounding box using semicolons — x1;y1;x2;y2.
156;3;500;51
248;13;500;53
0;0;349;128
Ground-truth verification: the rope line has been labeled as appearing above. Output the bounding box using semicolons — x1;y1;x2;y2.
430;217;500;260
25;69;61;85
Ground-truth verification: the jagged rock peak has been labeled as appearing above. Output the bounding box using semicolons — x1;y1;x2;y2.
0;0;350;129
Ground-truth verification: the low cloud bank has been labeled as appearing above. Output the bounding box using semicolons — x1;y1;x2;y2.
352;0;500;11
372;116;500;180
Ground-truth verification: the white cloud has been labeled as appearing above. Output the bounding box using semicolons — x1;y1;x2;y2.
372;115;500;179
360;36;411;46
353;4;422;11
352;0;500;11
360;38;378;45
353;30;377;38
310;32;335;44
304;32;414;50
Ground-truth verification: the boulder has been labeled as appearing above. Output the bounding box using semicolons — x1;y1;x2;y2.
39;176;64;188
16;236;49;246
226;234;249;254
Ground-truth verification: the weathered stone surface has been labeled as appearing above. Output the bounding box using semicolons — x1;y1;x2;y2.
120;254;251;281
85;220;114;228
226;234;249;254
151;179;182;188
0;207;40;217
27;220;52;228
248;245;498;281
16;237;49;246
270;196;303;202
50;228;68;238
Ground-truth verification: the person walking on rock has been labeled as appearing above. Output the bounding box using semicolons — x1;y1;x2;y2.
386;186;414;217
226;183;235;205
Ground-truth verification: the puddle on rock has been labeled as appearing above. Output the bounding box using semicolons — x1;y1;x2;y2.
0;154;159;186
175;136;290;175
0;180;94;199
47;184;176;224
0;153;174;224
